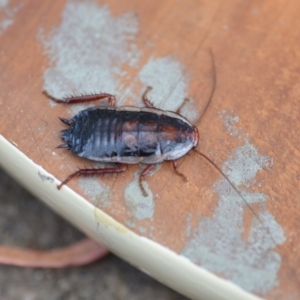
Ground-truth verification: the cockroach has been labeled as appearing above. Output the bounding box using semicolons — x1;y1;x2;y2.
44;50;278;248
42;51;241;199
44;87;198;197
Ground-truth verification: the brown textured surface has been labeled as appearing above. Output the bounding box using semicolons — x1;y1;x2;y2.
1;0;300;299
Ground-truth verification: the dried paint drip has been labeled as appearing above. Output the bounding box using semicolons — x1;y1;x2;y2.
182;112;285;295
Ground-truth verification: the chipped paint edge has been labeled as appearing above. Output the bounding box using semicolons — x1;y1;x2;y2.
0;134;261;300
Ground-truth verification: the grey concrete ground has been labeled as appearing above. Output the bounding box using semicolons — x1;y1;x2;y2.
0;168;189;300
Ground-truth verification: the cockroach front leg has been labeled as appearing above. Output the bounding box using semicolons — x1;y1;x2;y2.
57;164;128;190
142;86;155;108
43;91;116;106
176;98;190;115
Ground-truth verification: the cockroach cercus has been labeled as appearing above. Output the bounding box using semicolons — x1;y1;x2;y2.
44;87;199;197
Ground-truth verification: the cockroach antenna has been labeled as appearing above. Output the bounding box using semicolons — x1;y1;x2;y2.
198;48;217;127
193;49;278;246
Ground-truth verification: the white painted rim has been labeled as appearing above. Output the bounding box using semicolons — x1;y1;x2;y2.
0;134;261;300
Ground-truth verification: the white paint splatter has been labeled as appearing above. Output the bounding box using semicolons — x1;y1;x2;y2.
0;0;9;7
0;0;21;35
138;56;200;123
139;226;147;233
124;171;155;220
219;110;241;137
79;177;111;208
182;112;285;295
40;1;140;112
185;213;192;238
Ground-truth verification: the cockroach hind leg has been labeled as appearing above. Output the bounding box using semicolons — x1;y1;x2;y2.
43;90;67;103
57;178;68;190
57;164;127;190
44;90;117;105
57;171;79;190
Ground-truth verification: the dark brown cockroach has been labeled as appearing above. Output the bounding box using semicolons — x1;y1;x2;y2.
44;50;278;246
42;51;242;201
44;87;199;196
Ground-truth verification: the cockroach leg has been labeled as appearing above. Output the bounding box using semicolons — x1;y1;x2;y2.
43;90;116;106
108;95;116;107
176;98;190;115
57;164;127;190
172;160;187;182
139;164;156;197
142;86;155;108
